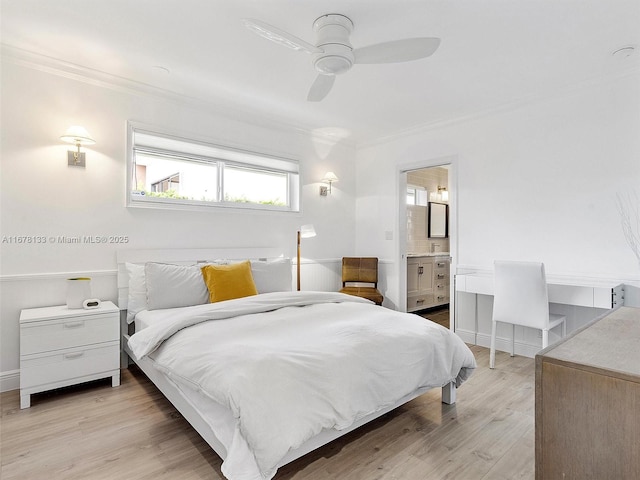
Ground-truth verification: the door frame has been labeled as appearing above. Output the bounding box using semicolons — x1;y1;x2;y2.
397;155;458;330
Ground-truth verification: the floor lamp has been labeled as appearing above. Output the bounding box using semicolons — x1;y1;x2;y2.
297;224;316;291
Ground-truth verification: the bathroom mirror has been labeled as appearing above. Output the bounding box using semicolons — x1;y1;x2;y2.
428;202;448;238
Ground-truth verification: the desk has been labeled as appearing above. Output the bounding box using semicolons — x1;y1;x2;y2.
454;272;624;357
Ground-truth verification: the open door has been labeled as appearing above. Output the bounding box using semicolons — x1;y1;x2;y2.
398;159;456;331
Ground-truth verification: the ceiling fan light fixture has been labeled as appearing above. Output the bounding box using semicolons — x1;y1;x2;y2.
313;43;354;74
315;55;352;74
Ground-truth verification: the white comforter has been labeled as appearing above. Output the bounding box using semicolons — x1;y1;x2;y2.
128;291;476;480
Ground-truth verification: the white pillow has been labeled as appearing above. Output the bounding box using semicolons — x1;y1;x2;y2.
250;258;293;293
145;262;209;311
126;263;147;323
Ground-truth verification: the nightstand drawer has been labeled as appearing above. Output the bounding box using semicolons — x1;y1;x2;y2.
21;313;118;355
20;342;119;389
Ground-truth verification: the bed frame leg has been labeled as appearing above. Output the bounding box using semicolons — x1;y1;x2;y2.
442;382;456;405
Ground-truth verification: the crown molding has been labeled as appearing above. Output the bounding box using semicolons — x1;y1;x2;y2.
3;44;637;152
0;44;356;150
359;65;640;149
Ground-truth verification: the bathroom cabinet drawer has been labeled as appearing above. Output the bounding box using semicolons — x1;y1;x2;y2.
408;294;434;311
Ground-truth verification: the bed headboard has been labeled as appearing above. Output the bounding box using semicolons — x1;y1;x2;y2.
116;247;284;310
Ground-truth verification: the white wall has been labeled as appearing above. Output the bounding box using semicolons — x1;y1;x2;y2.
2;56;638;390
356;71;640;309
0;59;357;386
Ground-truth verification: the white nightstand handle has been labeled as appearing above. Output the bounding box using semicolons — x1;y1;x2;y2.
64;321;85;329
64;352;84;360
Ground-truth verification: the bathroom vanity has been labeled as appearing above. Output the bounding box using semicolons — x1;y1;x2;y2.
407;254;450;312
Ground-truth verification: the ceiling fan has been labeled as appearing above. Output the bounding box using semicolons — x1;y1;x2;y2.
242;14;440;102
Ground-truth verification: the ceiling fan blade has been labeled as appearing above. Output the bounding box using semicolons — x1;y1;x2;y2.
307;74;336;102
242;18;322;54
353;37;441;64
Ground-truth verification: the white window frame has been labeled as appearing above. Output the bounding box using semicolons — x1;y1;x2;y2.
126;122;300;213
406;184;428;206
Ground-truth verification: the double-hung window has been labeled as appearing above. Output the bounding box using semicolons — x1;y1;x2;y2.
127;124;300;212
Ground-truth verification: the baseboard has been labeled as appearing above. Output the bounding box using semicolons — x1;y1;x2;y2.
455;329;476;344
1;369;20;393
476;333;541;359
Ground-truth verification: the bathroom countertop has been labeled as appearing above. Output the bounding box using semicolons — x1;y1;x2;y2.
406;252;450;257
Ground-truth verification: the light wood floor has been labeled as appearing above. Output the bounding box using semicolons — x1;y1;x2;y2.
418;306;450;329
0;346;534;480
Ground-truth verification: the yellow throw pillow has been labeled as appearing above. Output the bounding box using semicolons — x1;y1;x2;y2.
201;260;258;303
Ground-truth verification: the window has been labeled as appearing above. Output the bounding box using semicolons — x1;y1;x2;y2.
407;185;428;206
223;166;288;206
127;124;300;212
406;188;416;205
151;173;180;193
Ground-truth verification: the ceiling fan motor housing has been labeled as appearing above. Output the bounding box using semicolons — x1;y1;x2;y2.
312;14;354;75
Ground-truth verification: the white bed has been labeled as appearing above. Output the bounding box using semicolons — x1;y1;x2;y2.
117;248;476;480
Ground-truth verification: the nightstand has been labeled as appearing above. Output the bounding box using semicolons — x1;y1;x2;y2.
19;301;120;409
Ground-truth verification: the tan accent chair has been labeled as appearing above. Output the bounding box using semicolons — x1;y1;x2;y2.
339;257;384;306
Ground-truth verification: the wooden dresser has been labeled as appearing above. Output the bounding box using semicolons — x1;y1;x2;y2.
535;306;640;479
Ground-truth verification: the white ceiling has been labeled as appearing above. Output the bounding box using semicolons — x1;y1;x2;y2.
2;0;639;145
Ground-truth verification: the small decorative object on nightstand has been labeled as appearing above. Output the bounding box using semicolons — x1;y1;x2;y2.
19;300;120;409
66;277;92;308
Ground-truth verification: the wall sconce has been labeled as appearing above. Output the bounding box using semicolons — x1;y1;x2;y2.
60;126;95;167
438;186;449;202
429;185;449;202
297;224;316;291
320;171;339;196
431;186;449;203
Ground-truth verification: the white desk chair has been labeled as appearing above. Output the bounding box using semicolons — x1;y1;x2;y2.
490;260;566;369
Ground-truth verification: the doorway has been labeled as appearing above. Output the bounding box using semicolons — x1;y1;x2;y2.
398;158;455;330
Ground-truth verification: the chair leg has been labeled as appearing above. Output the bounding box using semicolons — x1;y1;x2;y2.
542;329;549;349
490;320;497;369
511;324;515;357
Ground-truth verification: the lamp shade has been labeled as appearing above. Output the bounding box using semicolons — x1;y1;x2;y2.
60;126;95;145
300;224;316;238
322;172;339;183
